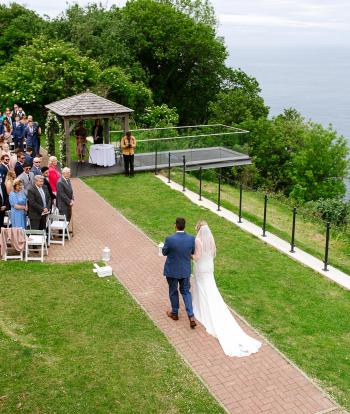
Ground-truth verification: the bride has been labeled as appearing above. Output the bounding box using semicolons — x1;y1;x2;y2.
192;221;261;357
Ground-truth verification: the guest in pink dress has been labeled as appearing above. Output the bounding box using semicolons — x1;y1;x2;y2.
48;156;61;194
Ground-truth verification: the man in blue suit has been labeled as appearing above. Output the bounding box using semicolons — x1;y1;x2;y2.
162;217;197;328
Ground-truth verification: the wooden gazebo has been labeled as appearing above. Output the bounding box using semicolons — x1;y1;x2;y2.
45;92;133;167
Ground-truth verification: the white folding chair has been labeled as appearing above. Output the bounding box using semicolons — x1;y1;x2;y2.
24;229;48;262
48;214;70;246
4;211;10;228
1;228;24;261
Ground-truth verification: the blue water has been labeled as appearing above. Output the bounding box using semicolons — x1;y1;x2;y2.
226;46;350;198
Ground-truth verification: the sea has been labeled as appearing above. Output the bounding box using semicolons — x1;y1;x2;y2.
226;46;350;199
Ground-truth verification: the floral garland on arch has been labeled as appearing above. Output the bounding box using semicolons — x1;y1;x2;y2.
45;111;66;164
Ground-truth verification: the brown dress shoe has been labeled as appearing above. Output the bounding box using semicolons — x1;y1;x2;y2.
166;311;179;321
188;316;197;329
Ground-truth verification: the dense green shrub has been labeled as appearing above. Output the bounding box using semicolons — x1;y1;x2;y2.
306;198;350;226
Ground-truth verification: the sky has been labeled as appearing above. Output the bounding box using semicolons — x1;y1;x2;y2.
2;0;350;48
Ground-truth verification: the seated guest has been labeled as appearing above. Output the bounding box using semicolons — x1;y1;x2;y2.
15;152;26;177
17;107;26;120
9;179;27;229
0;154;10;182
24;147;33;166
56;167;74;222
31;157;42;176
27;175;50;230
5;170;16;195
17;162;34;196
0;178;8;228
0;142;11;161
92;119;103;144
12;114;25;150
75;121;87;163
9;148;21;171
0;118;13;142
41;166;55;209
48;156;60;194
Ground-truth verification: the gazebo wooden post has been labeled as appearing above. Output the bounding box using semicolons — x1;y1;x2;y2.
64;118;71;167
123;115;129;133
104;118;110;144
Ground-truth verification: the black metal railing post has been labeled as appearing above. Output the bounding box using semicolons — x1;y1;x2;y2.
290;207;297;253
217;174;221;211
182;155;186;191
199;167;202;200
238;183;243;223
154;145;158;175
323;222;331;271
262;193;268;237
168;152;171;183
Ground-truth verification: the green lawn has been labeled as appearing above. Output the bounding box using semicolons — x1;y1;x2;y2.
84;173;350;411
168;169;350;276
0;262;224;414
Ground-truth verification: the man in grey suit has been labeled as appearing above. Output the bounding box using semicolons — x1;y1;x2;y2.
17;162;35;196
56;167;74;221
27;175;51;230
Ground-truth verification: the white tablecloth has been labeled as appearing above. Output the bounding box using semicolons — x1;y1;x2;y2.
89;144;115;167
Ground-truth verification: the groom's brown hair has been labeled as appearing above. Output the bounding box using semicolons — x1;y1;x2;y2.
175;217;185;231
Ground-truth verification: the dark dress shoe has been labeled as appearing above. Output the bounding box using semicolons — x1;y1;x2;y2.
189;316;197;329
166;311;179;321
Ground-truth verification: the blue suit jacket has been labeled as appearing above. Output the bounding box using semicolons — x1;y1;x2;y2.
12;122;25;140
162;232;195;279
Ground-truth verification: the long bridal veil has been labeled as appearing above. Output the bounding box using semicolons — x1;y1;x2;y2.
192;223;261;357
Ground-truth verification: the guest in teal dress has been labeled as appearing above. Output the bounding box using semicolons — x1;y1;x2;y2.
9;179;27;228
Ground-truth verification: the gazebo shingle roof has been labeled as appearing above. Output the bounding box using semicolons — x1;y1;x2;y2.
45;92;133;118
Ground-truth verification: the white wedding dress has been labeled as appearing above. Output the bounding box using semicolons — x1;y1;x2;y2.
192;226;261;357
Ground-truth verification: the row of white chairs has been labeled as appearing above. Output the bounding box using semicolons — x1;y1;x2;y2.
2;213;70;262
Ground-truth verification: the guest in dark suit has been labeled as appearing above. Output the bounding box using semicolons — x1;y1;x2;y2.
92;119;103;144
56;167;74;222
24;147;33;167
162;217;197;328
31;157;42;176
15;152;26;177
41;166;55;209
12;115;25;150
27;175;51;230
25;116;41;157
0;180;8;228
0;154;10;182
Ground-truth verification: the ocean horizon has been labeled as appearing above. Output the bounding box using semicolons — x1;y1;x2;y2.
226;45;350;198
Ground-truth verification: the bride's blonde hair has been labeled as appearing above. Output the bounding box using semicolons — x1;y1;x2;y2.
195;220;208;233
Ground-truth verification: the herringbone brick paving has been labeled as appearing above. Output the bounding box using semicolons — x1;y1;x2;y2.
48;178;339;414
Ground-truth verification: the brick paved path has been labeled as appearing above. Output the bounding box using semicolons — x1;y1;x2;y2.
48;178;339;414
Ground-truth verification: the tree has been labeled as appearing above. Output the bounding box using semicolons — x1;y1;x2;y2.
0;36;99;120
208;69;269;125
120;0;227;123
139;104;179;128
159;0;217;27
290;122;349;201
0;3;46;65
97;67;153;117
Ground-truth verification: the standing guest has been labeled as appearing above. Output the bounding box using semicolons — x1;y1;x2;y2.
0;118;13;142
15;152;26;177
5;170;16;195
12;114;25;150
0;178;8;228
121;131;137;177
31;157;42;176
27;175;50;230
9;148;21;171
9;179;27;228
41;166;55;209
24;147;33;166
0;154;10;182
48;156;60;194
25;117;40;157
74;121;87;163
0;142;11;161
17;107;26;120
11;104;19;121
4;108;12;127
17;162;34;196
92;119;103;144
56;167;74;222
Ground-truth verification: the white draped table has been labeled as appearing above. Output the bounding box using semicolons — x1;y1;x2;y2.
89;144;115;167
